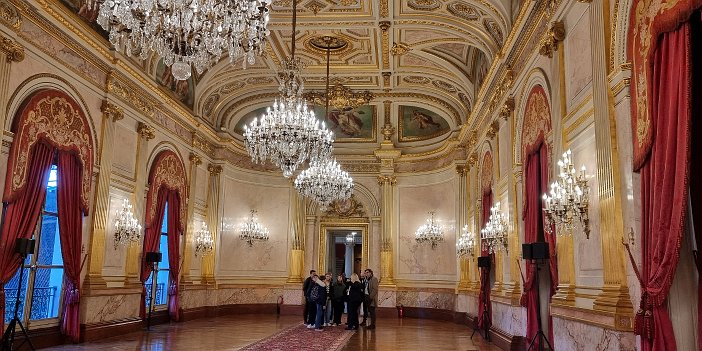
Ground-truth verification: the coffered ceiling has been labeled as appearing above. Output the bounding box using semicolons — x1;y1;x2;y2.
193;0;512;155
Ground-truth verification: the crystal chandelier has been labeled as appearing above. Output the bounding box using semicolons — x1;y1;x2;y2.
294;158;353;211
239;210;270;246
114;199;142;249
243;0;334;178
194;222;214;257
89;0;272;81
345;231;357;245
481;203;508;254
456;225;475;258
415;211;444;249
542;149;591;238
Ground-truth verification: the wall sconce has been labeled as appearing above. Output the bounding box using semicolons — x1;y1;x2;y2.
194;221;214;257
542;149;591;238
415;211;444;249
239;210;270;247
481;202;508;254
456;225;475;258
114;199;142;249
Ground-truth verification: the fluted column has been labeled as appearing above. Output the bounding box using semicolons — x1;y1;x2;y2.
0;34;24;133
378;175;397;287
588;0;633;326
287;186;306;284
456;165;470;291
344;243;354;278
125;122;155;284
84;101;123;289
202;163;222;284
180;153;202;284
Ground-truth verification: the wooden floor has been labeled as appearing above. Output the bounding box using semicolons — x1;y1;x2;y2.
40;314;501;350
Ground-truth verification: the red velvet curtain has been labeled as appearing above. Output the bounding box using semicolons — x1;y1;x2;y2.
56;152;84;342
140;187;168;318
522;148;541;347
478;190;493;329
638;22;691;351
0;142;54;331
689;11;702;350
166;190;181;322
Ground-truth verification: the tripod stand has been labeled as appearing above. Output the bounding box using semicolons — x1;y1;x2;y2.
526;260;553;351
470;265;491;342
1;253;36;351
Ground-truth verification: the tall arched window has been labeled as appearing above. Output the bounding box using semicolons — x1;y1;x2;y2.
144;203;170;309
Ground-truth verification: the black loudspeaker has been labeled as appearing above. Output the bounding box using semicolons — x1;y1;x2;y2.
522;242;549;260
145;252;162;263
15;238;35;255
477;256;491;268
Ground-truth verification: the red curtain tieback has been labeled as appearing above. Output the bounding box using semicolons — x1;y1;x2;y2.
634;291;655;340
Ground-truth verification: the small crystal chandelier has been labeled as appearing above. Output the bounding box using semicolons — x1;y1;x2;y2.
239;210;270;247
114;199;142;249
415;211;444;249
456;225;475;258
542;149;591;238
243;0;334;177
294;158;353;211
481;203;508;254
345;231;357;245
194;222;214;257
90;0;272;80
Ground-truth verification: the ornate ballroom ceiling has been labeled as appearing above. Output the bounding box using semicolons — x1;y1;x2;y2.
192;0;513;156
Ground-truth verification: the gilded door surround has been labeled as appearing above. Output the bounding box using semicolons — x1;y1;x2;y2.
317;221;370;275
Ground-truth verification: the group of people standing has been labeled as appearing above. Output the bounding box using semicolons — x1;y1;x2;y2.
302;269;379;331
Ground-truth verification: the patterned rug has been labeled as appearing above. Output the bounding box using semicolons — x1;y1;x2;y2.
239;323;355;351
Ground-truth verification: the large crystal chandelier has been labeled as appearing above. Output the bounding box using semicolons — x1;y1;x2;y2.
89;0;272;81
114;199;142;249
415;211;444;249
481;203;508;254
294;158;353;211
194;222;214;257
542;149;591;238
243;0;334;177
239;210;270;246
456;225;475;258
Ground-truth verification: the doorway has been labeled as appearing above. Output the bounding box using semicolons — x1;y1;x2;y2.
318;223;368;277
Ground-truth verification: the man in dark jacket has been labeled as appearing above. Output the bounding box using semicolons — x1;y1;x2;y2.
303;270;317;326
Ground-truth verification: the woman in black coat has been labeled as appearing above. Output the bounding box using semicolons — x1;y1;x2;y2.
332;274;347;326
346;273;363;330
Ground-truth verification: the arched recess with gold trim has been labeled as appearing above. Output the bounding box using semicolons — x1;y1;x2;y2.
139;148;188;322
513;70;552;166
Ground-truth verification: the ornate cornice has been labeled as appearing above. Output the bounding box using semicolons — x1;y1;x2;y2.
0;0;21;30
137;122;156;140
100;100;124;122
192;133;214;154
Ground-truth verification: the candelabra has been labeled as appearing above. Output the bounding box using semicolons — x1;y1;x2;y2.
456;225;475;257
481;203;508;254
415;211;444;249
114;199;142;249
239;210;270;247
194;222;214;257
542;149;591;238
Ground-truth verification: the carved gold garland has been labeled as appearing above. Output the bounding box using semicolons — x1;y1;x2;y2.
145;151;188;232
628;0;702;170
4;89;94;210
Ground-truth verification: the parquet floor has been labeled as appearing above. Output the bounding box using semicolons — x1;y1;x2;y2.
41;314;501;350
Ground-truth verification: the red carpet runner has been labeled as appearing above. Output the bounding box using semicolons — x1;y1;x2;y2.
239;324;356;351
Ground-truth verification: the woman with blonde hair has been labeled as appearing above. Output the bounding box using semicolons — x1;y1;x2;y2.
345;273;363;330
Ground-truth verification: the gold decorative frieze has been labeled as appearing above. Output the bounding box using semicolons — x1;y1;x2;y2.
339;161;380;173
106;73;155;116
0;0;21;30
304;83;373;110
539;21;565;58
192;133;214;154
100;100;124;122
137;122;156;140
0;35;24;62
324;195;366;218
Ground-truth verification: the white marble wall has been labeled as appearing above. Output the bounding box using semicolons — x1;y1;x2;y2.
82;293;141;324
217;287;284;305
491;301;526;337
552;316;636;351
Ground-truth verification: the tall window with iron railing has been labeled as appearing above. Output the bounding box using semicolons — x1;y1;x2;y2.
145;204;169;309
3;165;64;327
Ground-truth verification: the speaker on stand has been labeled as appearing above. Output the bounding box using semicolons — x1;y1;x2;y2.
471;255;492;342
145;252;162;331
1;238;37;351
522;242;553;351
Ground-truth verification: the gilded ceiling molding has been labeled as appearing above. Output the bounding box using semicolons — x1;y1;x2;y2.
538;21;565;58
0;0;21;30
380;21;391;70
0;34;24;62
390;42;412;56
407;0;441;11
375;92;461;125
379;0;389;17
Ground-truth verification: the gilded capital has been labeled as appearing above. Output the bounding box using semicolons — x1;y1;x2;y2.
456;165;468;176
208;163;223;176
101;100;124;122
189;153;202;166
500;97;515;121
539;21;565;58
468;152;478;167
0;35;24;63
487;120;500;139
379;20;391;32
376;175;397;186
137;122;155;140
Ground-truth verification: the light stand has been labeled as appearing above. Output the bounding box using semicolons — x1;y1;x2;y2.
144;252;162;331
471;256;491;342
1;238;37;351
523;242;554;351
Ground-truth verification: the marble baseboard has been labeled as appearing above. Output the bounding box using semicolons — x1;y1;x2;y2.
396;290;455;310
218;287;284;305
282;288;304;305
490;300;526;338
552;316;636;351
82;293;141;324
